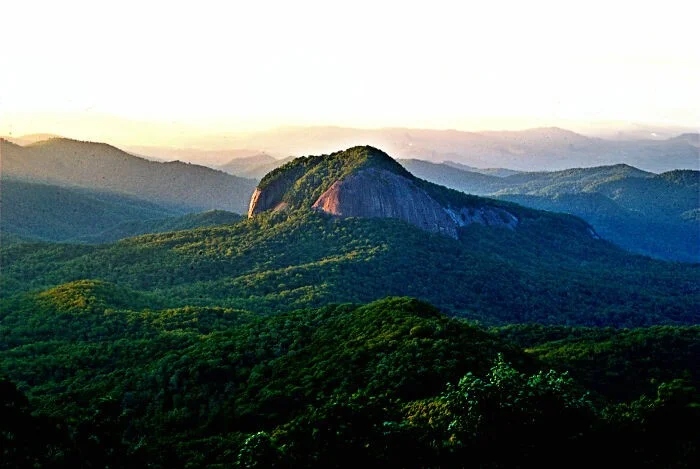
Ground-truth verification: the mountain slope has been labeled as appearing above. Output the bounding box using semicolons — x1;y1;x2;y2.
0;138;257;214
401;160;700;262
217;153;292;179
2;146;697;327
249;146;545;239
0;179;181;242
0;178;242;244
1;288;697;467
183;126;700;172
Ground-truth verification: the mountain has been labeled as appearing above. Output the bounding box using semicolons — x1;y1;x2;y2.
2;133;64;145
0;138;257;214
123;146;280;167
218;153;293;179
442;160;521;177
181;126;700;173
668;132;700;146
398;159;507;194
400;160;700;262
0;178;243;244
3;146;697;328
249;146;524;239
0;179;179;243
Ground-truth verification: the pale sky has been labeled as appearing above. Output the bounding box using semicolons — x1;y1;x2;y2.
1;0;698;145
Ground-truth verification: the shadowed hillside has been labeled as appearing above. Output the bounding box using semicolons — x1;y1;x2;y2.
0;138;257;214
0;179;242;244
400;159;700;262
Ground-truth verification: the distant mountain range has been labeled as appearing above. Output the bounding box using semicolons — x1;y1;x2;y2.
164;126;700;173
0;178;242;244
399;160;700;262
0;138;257;214
217;153;295;180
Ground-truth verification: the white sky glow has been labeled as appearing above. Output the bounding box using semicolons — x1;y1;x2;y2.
1;0;698;143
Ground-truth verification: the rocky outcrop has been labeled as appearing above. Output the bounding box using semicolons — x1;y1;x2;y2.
247;146;524;239
247;176;293;217
445;206;519;229
313;168;460;237
311;168;519;238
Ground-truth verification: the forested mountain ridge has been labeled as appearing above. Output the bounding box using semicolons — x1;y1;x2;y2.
1;295;698;467
0;178;243;244
2;146;697;327
400;159;700;262
248;146;593;240
0;137;257;214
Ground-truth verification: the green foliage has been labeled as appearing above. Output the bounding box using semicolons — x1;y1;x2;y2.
2;209;697;327
2;144;699;466
494;324;700;401
257;146;412;210
407;354;596;466
1;292;698;467
0;178;243;243
601;378;700;468
402;159;700;262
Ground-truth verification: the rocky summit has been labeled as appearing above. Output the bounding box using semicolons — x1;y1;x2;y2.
248;146;524;238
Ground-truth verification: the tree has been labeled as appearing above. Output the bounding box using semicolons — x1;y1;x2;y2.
405;354;598;467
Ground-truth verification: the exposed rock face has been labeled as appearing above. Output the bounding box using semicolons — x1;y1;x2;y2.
247;176;292;217
445;206;519;229
311;168;519;238
313;168;460;237
247;146;523;239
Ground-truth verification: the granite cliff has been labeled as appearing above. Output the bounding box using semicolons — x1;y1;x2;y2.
247;146;528;239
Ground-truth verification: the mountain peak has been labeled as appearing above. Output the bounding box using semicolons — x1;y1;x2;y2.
248;146;413;216
248;146;529;238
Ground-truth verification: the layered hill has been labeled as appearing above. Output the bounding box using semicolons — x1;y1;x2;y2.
3;145;697;327
2;288;698;466
217;153;293;180
400;160;700;262
0;178;242;244
1;145;697;467
181;126;700;173
0;138;257;214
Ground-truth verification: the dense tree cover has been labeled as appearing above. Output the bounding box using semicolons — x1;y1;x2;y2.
2;208;697;327
401;159;700;262
2;145;698;467
255;146;414;212
0;178;243;244
492;323;700;401
0;178;184;242
1;297;697;467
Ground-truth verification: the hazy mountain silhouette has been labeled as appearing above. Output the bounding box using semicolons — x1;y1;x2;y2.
179;126;699;173
0;138;258;214
218;153;294;179
0;178;242;244
400;160;700;262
